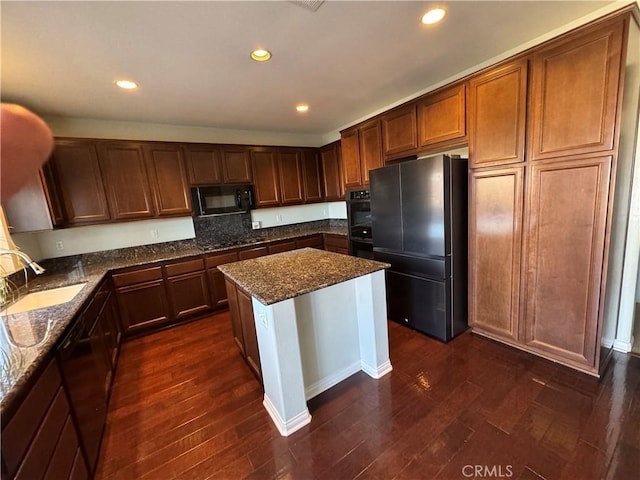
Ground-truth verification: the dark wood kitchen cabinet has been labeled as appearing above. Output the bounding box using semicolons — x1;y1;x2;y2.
186;144;253;185
323;234;349;255
278;148;304;205
251;148;281;207
381;103;418;159
417;83;467;149
237;287;262;382
319;141;344;201
301;149;323;203
52;139;111;225
1;359;87;480
98;142;155;221
184;144;223;185
528;17;624;161
112;265;171;335
468;166;523;342
224;278;262;382
165;257;212;320
220;146;253;183
143;143;192;216
340;119;383;189
206;251;239;309
238;246;268;260
296;234;324;249
267;239;297;254
468;59;528;168
2;160;65;232
225;276;245;356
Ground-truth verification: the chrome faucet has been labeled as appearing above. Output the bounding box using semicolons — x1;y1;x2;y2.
0;249;45;275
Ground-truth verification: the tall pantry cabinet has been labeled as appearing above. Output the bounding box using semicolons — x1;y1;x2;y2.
468;10;638;376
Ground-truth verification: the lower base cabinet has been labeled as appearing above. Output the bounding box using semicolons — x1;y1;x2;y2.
224;277;262;382
206;251;239;310
1;360;89;480
323;233;349;254
165;258;212;319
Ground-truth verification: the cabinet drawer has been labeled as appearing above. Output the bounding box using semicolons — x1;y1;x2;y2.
112;266;163;287
268;240;297;254
165;258;205;277
205;251;239;268
296;235;323;249
2;360;61;476
238;246;268;260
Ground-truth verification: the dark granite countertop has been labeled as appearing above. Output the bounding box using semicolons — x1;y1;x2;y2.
218;248;389;305
0;226;346;414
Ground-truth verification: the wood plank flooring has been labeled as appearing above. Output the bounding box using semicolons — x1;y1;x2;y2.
95;313;640;479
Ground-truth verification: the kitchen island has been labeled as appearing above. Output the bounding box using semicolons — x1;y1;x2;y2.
219;248;392;436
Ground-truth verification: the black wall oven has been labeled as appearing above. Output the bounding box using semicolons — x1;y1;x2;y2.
346;188;374;259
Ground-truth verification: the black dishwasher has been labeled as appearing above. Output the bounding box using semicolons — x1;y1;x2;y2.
57;295;111;474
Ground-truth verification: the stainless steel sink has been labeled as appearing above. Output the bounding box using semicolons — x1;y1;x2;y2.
2;283;87;315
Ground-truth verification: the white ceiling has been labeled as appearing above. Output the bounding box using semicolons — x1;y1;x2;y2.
1;1;621;137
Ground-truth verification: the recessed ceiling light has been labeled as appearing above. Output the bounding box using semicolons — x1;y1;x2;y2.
115;79;138;90
296;104;309;112
250;49;272;62
421;8;446;25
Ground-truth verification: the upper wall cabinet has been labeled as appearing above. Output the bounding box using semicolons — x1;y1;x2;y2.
382;104;418;159
53;140;111;225
278;149;304;205
528;18;624;161
251;148;281;208
3;160;65;232
301;149;323;203
320;141;344;201
340;128;362;189
220;146;253;184
418;83;467;149
98;142;156;221
359;119;383;185
340;119;383;189
143;143;192;216
184;144;223;185
468;59;529;168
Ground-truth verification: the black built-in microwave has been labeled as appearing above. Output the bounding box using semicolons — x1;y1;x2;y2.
191;184;255;216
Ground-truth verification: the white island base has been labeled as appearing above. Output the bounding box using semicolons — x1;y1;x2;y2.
251;269;392;436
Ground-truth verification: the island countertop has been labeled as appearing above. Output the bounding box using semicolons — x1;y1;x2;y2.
218;248;389;305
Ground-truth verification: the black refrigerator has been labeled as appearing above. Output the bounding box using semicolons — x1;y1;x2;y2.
370;154;468;342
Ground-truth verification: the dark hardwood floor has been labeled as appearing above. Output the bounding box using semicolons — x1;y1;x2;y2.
95;312;640;480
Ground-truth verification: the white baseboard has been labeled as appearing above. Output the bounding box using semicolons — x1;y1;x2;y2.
263;394;311;437
304;361;362;400
613;338;634;353
601;338;614;348
361;359;393;379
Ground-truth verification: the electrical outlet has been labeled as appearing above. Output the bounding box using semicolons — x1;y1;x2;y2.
276;214;283;222
252;221;261;229
55;241;64;251
323;208;328;216
150;229;159;239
